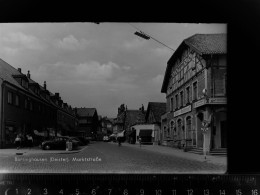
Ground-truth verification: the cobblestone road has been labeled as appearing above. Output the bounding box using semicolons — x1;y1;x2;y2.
0;142;226;174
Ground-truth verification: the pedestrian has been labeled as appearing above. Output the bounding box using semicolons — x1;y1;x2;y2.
139;137;142;148
117;137;121;146
14;135;21;150
27;134;33;149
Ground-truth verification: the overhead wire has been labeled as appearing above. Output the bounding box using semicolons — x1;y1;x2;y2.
127;23;176;52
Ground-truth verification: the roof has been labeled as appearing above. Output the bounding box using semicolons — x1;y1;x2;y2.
0;58;26;90
145;102;166;123
125;110;146;126
0;58;74;116
76;108;97;117
161;33;227;93
184;33;226;55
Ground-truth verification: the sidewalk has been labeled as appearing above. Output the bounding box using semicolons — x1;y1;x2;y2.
109;142;227;166
0;145;87;156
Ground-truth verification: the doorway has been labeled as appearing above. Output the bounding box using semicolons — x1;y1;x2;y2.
220;120;227;148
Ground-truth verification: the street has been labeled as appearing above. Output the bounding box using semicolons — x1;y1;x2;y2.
0;142;226;174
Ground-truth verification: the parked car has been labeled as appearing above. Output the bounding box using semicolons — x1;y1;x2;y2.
109;134;117;142
74;136;89;146
41;136;79;150
103;135;109;142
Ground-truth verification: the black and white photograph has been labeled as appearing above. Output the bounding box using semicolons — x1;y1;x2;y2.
0;23;227;174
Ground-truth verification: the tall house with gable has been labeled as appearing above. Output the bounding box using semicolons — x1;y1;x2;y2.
161;34;227;154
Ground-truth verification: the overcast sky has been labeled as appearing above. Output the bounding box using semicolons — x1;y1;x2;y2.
0;23;226;118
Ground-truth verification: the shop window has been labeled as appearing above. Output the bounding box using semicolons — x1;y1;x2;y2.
186;116;192;139
177;119;182;139
7;91;13;104
5;126;16;145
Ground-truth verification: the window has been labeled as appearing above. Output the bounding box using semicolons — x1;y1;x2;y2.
170;97;174;111
24;99;28;109
192;81;198;101
180;91;184;107
7;92;13;104
21;79;28;89
186;86;190;104
175;94;179;109
15;95;20;106
186;116;192;139
29;101;33;111
171;121;175;139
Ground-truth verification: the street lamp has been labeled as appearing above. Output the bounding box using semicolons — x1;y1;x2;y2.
134;30;175;52
134;31;150;40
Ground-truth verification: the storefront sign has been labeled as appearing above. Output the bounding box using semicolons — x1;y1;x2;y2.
208;98;227;104
193;99;206;108
193;97;227;108
174;105;191;117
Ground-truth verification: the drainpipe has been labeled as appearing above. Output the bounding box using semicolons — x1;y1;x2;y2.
209;54;214;151
0;79;5;148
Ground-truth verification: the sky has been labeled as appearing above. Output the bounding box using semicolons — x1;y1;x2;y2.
0;23;226;118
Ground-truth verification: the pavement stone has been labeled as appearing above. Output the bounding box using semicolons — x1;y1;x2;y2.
0;145;87;156
108;141;227;166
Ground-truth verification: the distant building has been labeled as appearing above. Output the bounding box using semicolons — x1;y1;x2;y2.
113;104;146;143
145;102;166;144
0;59;77;148
101;117;114;135
75;108;99;139
161;34;227;154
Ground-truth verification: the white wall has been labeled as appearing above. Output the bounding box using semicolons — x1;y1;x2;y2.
131;124;155;143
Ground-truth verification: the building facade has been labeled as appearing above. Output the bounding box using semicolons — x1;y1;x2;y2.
145;102;166;145
113;104;146;143
75;108;99;139
0;59;77;148
161;34;227;154
101;117;114;136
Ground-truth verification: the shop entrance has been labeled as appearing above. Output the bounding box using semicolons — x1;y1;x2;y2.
197;112;204;148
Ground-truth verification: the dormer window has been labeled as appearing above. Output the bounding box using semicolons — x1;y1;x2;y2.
21;79;28;89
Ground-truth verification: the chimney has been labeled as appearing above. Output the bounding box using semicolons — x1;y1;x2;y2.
44;81;46;90
18;68;22;73
27;70;31;79
55;93;60;98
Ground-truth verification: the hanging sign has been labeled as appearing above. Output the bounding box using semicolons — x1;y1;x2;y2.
201;120;210;133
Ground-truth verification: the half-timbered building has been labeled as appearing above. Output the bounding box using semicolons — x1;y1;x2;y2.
161;34;227;155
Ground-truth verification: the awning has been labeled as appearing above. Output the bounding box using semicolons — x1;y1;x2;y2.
139;129;152;137
109;133;117;137
117;130;125;137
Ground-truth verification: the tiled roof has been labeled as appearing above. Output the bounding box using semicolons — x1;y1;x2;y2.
0;58;25;90
0;58;74;115
76;108;97;117
161;33;226;93
145;102;166;123
184;33;227;55
125;110;146;126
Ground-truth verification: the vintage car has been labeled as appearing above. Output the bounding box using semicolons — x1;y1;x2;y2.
41;136;79;150
103;135;109;142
